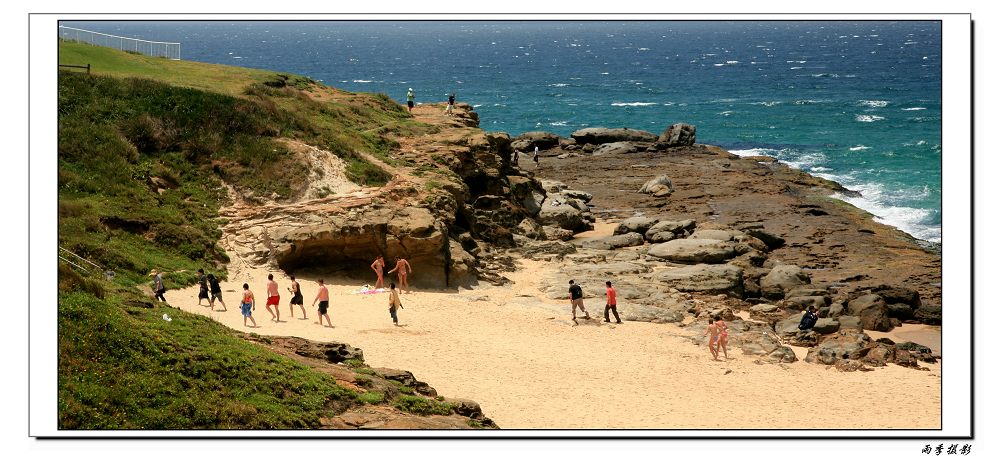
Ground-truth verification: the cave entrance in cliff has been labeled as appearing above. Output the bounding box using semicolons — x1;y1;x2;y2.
277;250;383;286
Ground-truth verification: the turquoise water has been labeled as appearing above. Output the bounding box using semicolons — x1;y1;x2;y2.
63;20;942;242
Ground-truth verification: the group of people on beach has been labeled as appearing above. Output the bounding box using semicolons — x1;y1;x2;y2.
169;258;414;329
567;279;623;326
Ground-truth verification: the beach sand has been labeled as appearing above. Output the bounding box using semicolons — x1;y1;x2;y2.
170;255;941;429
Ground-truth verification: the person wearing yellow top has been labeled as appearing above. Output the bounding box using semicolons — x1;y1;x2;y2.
388;283;403;326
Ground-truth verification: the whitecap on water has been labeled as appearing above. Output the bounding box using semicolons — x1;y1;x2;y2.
855;115;886;122
902;107;927;111
849;145;871;151
858;100;889;108
611;102;657;107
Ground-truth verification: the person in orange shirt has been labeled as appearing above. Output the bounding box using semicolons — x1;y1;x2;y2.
604;281;622;324
313;278;333;327
265;273;281;322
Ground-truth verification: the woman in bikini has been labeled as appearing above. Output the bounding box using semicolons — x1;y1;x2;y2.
387;256;413;293
241;283;257;328
714;315;730;360
704;318;719;361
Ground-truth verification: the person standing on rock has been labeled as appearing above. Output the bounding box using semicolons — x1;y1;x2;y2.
313;278;333;327
533;145;540;169
512;150;520;165
406;88;415;113
264;273;281;322
387;256;413;293
151;269;167;303
568;279;590;325
704;319;720;361
207;273;227;312
196;268;209;306
604;281;622;324
388;282;403;326
714;315;730;360
241;283;257;328
288;274;305;319
371;256;386;289
445;92;455;115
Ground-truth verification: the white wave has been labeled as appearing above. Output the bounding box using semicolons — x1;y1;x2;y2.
352;79;373;83
810;166;833;173
726;60;739;64
916;140;927;145
472;104;483;108
831;184;941;243
713;63;727;67
794;99;826;105
751;101;782;107
719;110;735;116
789;67;803;70
786;60;807;63
600;72;610;75
611;102;657;107
855;115;886;122
549;83;569;87
849;145;872;151
859;99;889;108
729;147;827;171
902;107;927;111
549;121;570;127
638;47;650;51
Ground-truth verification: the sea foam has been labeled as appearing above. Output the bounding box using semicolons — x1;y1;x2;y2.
855;115;886;122
611;102;657;107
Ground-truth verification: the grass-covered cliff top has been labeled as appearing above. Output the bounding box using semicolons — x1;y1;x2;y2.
57;42;462;429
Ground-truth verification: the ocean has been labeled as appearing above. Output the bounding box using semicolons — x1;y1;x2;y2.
61;20;942;243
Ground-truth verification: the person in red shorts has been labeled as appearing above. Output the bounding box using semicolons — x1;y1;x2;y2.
604;280;622;324
264;273;281;322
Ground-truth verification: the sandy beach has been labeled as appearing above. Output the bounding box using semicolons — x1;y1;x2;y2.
171;255;941;429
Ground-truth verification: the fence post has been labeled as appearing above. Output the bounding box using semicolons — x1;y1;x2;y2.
86;64;91;75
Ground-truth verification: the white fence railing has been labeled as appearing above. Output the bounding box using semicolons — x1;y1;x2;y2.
59;26;180;60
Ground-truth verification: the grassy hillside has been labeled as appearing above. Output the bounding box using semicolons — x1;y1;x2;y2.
56;43;454;429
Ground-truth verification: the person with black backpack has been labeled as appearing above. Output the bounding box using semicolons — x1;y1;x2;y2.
798;306;819;331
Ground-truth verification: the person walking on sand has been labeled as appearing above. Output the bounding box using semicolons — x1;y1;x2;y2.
533;145;540;169
241;283;257;328
387;256;413;293
370;256;386;289
313;278;333;327
264;273;281;322
445;92;455;115
604;281;622;324
568;279;590;325
150;269;167;302
704;318;720;360
406;88;415;113
288;274;305;319
196;269;209;306
207;273;227;312
388;282;403;326
714;315;730;360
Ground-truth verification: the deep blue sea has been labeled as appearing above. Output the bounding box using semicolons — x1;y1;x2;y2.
62;20;942;243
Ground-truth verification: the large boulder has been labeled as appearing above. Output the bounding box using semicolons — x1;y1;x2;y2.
760;265;811;299
748;303;785;324
645;219;695;240
812;318;841;334
784;295;829;312
656;123;696;148
847;294;892;332
537;196;590;232
593;142;642;156
647;238;737;264
615;216;660;235
652;264;744;297
873;285;921;309
571;127;658;145
737;330;797;363
646;231;677;244
623;302;691;324
804;330;872;365
581;232;645;250
913;305;941;325
512;131;560;150
638;175;674;197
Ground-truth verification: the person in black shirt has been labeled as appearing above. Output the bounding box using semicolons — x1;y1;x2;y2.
568;279;590;325
207;273;227;312
798;306;819;331
197;268;209;306
445;93;456;115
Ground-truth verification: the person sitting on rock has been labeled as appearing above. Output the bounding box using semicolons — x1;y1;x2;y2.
798;305;819;331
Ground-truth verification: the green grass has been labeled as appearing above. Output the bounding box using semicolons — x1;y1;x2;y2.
392;395;455;416
58;287;367;429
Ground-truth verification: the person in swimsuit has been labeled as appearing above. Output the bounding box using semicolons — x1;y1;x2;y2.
207;273;227;312
387;256;413;294
714;315;730;360
704;318;719;360
264;273;281;322
288;274;305;319
604;281;622;324
388;282;402;326
370;256;385;289
241;283;257;328
196;268;209;306
313;278;332;327
406;88;415;113
568;280;590;325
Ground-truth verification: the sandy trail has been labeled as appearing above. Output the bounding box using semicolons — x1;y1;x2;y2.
171;256;940;429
